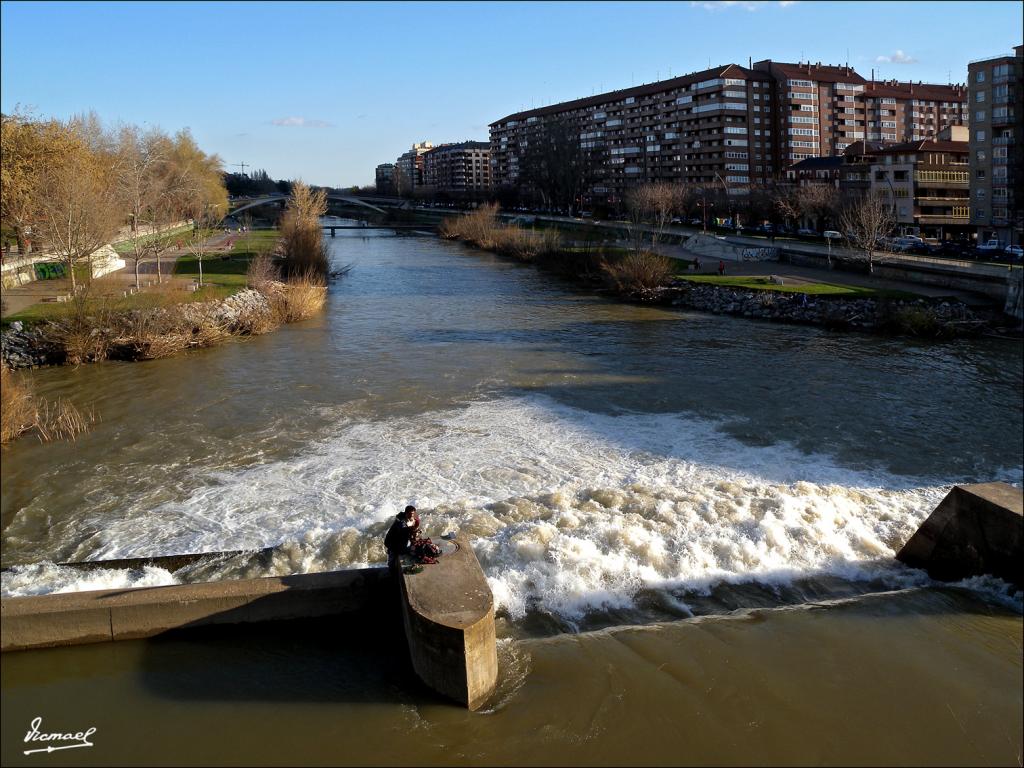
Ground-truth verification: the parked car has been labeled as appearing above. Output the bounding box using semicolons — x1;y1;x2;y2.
976;238;1003;252
797;227;819;237
892;235;925;252
689;218;703;226
1005;244;1023;257
823;230;842;240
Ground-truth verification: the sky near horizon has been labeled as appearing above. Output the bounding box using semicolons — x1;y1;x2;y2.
2;1;1021;187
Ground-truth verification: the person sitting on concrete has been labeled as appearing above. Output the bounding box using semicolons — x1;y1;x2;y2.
384;505;420;570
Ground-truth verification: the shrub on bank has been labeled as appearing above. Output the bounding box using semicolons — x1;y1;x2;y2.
600;251;675;292
1;364;94;444
440;204;562;261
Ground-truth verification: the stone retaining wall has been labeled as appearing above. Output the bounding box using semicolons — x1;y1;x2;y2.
632;282;993;336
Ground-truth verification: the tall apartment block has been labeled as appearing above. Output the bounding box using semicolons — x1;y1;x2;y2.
375;163;396;195
395;141;434;194
489;59;967;211
969;45;1023;245
422;141;492;198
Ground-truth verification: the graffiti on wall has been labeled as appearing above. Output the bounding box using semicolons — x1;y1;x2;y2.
34;262;67;280
741;247;778;262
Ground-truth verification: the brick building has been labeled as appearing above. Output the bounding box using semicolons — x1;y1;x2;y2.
489;58;967;212
395;141;434;195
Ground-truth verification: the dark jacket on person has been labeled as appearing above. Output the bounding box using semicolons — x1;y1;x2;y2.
384;513;419;557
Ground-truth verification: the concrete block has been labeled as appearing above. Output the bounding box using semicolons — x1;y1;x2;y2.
399;536;498;710
896;482;1023;587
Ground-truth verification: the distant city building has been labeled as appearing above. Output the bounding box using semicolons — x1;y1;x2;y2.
395;141;434;194
968;45;1023;245
422;141;492;198
375;163;396;195
489;57;967;212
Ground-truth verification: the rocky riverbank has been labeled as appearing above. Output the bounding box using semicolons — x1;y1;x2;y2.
1;288;281;370
628;282;999;337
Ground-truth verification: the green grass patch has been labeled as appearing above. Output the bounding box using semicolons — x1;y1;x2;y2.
679;275;919;299
173;230;280;288
113;224;194;255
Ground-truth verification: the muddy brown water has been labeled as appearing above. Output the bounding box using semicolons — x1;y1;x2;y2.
1;223;1021;764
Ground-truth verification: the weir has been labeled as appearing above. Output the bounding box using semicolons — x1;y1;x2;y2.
0;536;498;710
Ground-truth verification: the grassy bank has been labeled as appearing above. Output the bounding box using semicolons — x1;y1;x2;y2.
679;275;919;299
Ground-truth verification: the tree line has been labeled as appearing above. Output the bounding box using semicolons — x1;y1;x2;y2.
1;109;229;290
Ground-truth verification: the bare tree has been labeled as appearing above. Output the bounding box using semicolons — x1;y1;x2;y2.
625;182;682;254
33;125;121;292
115;125;170;289
520;117;592;216
280;180;329;279
840;192;895;274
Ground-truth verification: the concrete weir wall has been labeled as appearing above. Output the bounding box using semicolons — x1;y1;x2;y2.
1;568;392;652
1;538;499;710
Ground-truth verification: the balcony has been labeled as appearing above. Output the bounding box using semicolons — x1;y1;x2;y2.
916;213;971;224
991;112;1016;127
914;171;969;186
993;136;1015;146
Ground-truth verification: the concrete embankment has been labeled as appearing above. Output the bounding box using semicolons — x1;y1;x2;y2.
897;482;1023;588
1;536;499;710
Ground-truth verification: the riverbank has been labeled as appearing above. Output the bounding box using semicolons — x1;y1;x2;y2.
441;216;1006;338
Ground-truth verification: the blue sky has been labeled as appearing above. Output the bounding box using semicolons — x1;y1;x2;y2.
2;1;1021;186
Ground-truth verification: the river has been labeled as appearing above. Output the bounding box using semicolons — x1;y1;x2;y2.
1;222;1021;764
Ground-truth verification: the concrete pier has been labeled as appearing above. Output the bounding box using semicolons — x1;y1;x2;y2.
398;536;498;711
1;538;499;710
897;482;1023;587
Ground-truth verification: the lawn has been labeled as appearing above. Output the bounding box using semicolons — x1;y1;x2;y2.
173;229;280;289
112;223;195;255
2;231;281;328
679;274;920;299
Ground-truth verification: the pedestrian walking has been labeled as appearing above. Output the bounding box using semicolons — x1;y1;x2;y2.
718;260;725;276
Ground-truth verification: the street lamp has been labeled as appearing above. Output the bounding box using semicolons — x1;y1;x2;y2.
697;196;714;234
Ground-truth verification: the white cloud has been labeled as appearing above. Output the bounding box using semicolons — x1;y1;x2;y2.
271;116;333;128
875;50;917;64
690;0;797;9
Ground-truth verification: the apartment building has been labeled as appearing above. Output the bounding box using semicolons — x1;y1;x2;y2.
490;58;967;212
422;141;492;198
752;60;966;167
395;141;434;194
490;64;777;211
969;45;1023;245
375;163;396;195
857;125;971;240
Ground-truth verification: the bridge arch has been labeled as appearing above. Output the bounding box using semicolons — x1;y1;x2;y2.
226;194;387;219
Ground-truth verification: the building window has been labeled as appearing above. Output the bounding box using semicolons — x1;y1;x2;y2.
975;70;986;82
976;110;986;121
977;149;986;161
975;91;986;102
976;170;986;179
976;130;986;142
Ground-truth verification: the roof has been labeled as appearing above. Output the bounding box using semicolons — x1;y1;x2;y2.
875;138;968;154
753;59;866;84
861;80;966;102
490;63;771;126
424;141;490;154
842;140;899;157
790;156;844;171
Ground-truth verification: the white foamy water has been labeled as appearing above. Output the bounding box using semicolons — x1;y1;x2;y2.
4;396;1020;616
